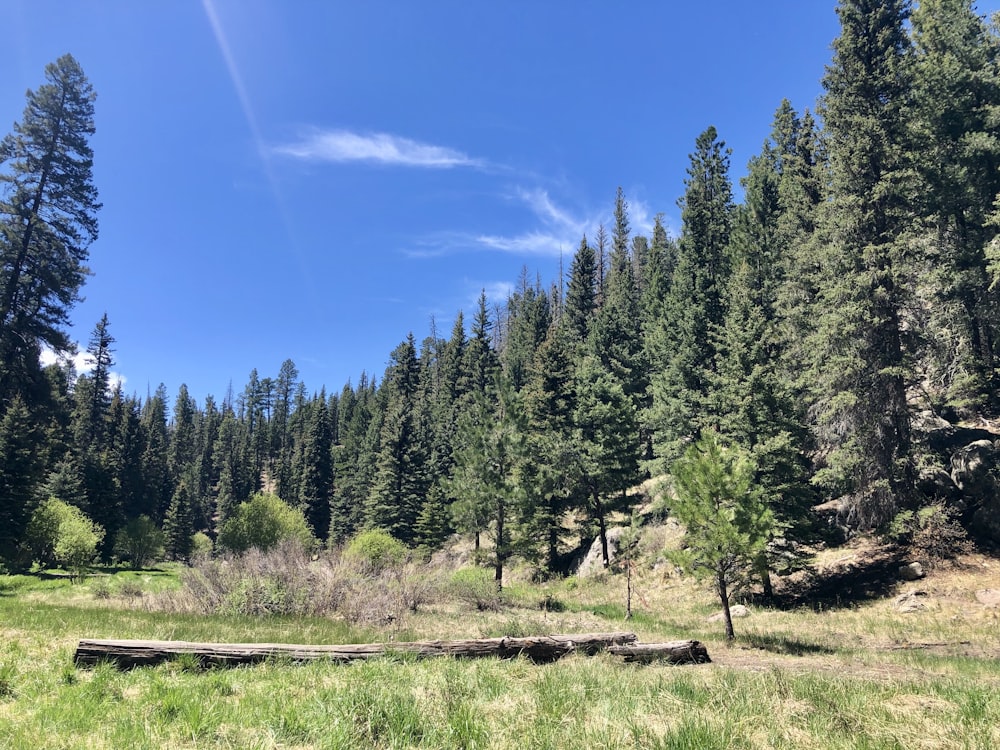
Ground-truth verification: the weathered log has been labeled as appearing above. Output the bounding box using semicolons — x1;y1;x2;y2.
74;632;638;669
606;640;711;664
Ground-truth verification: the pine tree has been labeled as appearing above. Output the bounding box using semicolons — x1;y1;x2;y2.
813;0;916;528
501;269;551;391
521;319;580;571
911;0;1000;411
668;431;774;641
591;195;647;406
0;397;40;566
330;378;371;543
72;314;114;448
0;55;100;406
446;375;527;588
163;472;195;561
647;126;734;467
564;236;598;345
299;390;333;540
713;142;815;583
574;354;640;568
774;106;828;399
139;385;171;521
107;386;145;523
365;335;427;543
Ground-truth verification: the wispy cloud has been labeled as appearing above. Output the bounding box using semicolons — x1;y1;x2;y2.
403;186;667;260
475;231;569;257
467;187;589;258
468;281;515;308
274;129;482;169
39;346;126;390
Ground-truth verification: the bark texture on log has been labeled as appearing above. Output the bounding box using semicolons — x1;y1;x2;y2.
607;640;711;664
74;632;638;669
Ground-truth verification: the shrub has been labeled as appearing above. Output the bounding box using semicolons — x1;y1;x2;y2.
26;498;104;579
113;515;165;569
344;529;407;574
190;532;214;558
448;566;502;611
52;507;104;581
218;493;316;553
891;504;974;564
25;497;74;568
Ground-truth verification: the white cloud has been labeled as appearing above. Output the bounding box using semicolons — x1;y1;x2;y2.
517;187;583;233
463;187;591;259
476;281;515;307
475;230;568;257
39;346;126;391
274;129;482;168
404;186;667;261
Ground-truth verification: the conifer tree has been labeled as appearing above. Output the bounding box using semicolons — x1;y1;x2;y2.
669;431;774;640
330;376;376;543
163;472;195;561
774;106;828;399
366;335;427;543
501;270;551;391
564;236;598;345
521;319;580;570
299;390;333;540
911;0;1000;411
447;375;527;588
714;142;815;584
813;0;916;528
0;397;40;566
139;385;171;521
0;55;100;407
574;354;640;568
647;126;734;467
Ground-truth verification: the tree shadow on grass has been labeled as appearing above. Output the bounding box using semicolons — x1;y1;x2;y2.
739;633;838;656
758;545;907;612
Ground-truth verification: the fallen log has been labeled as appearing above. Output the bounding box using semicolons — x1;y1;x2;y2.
606;640;711;664
74;632;638;669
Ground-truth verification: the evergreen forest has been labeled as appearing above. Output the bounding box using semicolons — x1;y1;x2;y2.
3;0;1000;581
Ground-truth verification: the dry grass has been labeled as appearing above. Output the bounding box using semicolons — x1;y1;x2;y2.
2;536;1000;748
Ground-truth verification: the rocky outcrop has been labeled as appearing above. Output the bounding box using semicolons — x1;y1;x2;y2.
949;439;999;496
577;526;627;577
947;438;1000;543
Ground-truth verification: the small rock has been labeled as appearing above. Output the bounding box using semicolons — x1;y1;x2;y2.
894;590;928;613
707;604;749;622
975;589;1000;608
898;562;925;581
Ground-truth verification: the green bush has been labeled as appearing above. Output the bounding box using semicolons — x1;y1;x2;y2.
344;529;407;574
26;498;104;578
448;566;502;611
113;515;165;569
218;493;316;554
190;532;214;558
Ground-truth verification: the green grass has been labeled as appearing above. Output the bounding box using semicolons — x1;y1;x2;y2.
1;560;999;749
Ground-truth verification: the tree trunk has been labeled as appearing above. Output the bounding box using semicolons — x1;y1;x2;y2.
75;632;639;669
495;495;505;590
717;571;735;641
593;490;609;568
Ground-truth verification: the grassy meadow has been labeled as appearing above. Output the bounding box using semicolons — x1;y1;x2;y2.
1;546;999;749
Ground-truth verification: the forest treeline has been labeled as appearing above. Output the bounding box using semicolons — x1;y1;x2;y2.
2;0;999;576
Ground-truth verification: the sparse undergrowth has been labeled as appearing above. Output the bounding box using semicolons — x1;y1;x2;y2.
0;542;998;749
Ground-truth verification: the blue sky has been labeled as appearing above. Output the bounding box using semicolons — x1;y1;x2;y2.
5;1;998;405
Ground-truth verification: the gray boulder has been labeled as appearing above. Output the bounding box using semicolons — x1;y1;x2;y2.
949;440;998;494
898;562;925;581
577;527;627;578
